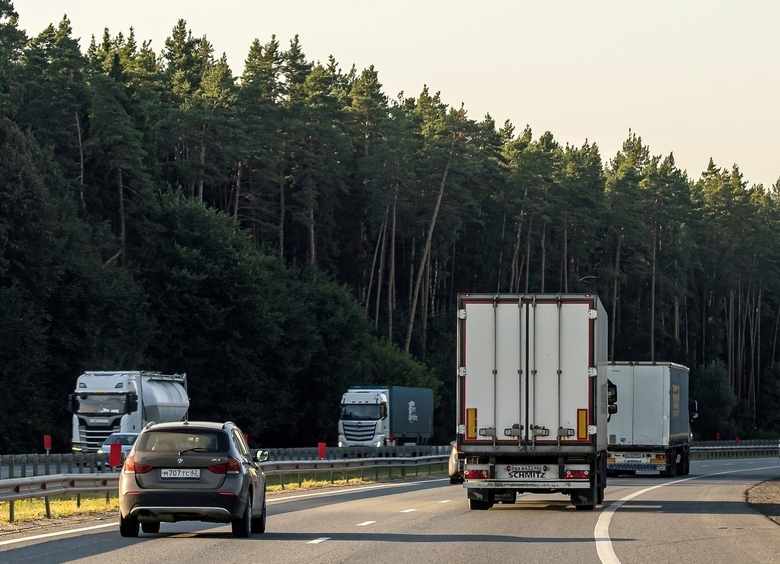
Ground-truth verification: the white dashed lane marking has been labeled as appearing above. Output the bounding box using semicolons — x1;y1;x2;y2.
400;509;417;513
357;521;376;526
307;537;330;544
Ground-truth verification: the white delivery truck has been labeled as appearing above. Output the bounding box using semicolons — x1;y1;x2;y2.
456;294;617;510
338;386;434;447
68;371;189;453
606;362;696;477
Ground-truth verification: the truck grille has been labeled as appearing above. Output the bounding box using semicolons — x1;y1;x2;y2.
342;421;377;442
78;425;119;452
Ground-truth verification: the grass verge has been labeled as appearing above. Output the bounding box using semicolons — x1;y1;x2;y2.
0;494;118;526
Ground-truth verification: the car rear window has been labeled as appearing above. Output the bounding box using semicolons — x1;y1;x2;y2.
135;430;229;452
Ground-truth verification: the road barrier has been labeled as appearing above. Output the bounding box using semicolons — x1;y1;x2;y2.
0;453;449;523
1;441;777;523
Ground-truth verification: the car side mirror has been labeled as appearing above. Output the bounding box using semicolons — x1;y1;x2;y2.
255;449;269;463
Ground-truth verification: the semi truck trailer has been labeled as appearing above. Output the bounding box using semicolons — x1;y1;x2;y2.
606;362;696;477
455;293;617;510
338;386;433;447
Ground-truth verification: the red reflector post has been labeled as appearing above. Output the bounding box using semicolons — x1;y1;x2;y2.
109;442;122;468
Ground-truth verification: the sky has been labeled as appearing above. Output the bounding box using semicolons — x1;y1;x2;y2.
14;0;780;188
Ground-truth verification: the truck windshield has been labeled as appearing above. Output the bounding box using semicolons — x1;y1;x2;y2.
340;404;381;421
74;394;127;415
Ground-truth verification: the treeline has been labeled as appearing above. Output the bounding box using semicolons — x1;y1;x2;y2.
1;3;778;451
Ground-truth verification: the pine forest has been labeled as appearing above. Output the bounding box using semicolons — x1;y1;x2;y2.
1;3;778;451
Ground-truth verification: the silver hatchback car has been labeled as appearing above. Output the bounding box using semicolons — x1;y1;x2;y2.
118;420;268;538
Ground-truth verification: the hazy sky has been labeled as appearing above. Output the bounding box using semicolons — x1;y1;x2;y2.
15;1;780;188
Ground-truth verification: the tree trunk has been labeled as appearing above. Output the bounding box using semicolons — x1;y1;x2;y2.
197;136;205;202
233;161;242;220
540;220;547;293
524;216;533;293
610;233;622;362
650;225;657;362
308;204;316;266
375;210;389;331
278;154;285;262
388;184;398;343
75;113;85;211
404;150;453;353
117;168;126;266
365;215;384;317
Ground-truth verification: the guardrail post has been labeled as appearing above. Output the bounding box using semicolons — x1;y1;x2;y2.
9;500;13;523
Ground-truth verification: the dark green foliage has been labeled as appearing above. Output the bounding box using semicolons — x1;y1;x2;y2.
690;361;737;440
3;9;780;450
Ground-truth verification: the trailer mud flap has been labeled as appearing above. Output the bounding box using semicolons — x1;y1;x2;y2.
467;488;493;504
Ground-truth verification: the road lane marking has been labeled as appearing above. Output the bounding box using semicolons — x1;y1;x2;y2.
439;500;452;503
307;537;330;544
595;462;780;564
268;478;445;504
0;523;115;547
400;509;417;513
357;521;376;526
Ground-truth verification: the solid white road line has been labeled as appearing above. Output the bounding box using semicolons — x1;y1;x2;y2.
0;523;115;547
595;463;780;564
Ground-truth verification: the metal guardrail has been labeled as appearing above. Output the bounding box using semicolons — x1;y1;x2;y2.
0;454;449;522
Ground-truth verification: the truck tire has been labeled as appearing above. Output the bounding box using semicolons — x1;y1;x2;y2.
661;450;677;478
682;448;691;475
598;455;606;504
469;498;492;510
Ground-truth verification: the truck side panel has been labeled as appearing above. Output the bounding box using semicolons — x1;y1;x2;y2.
389;387;434;439
669;366;690;445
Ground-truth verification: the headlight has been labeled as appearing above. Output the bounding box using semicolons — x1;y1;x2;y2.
96;448;104;455
375;441;382;447
71;445;83;452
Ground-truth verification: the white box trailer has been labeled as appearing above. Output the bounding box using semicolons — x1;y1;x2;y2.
606;362;694;476
456;294;615;510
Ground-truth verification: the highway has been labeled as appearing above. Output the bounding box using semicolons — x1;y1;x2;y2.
2;458;780;564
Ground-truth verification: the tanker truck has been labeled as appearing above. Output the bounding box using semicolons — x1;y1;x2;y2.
68;371;189;453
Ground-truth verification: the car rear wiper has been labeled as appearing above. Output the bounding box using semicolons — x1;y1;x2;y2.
178;447;211;454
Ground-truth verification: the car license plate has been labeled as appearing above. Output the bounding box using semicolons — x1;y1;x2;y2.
161;468;200;479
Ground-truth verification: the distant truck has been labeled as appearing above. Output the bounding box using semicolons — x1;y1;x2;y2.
68;371;189;453
606;362;697;477
338;386;434;447
456;293;617;510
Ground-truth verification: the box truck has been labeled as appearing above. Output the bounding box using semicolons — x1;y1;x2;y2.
606;362;696;477
338;386;433;447
455;294;617;510
69;371;189;453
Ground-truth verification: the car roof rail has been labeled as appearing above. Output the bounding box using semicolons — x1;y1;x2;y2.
144;421;156;429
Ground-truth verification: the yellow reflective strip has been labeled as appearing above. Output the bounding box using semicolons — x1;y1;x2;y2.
577;409;588;439
467;408;477;439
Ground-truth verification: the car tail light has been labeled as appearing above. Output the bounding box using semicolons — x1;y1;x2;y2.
565;469;590;479
209;456;241;475
464;469;489;479
124;455;152;474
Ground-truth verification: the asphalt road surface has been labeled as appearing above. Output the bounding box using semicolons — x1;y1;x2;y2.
2;458;780;564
